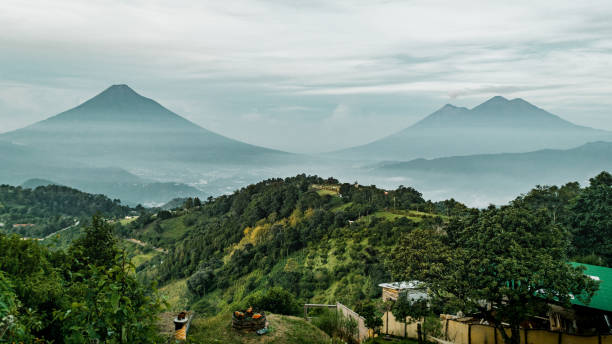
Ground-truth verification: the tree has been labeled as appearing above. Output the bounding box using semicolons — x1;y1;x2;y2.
391;292;428;338
388;204;599;344
355;301;383;336
187;268;215;296
55;252;165;343
193;197;202;207
70;215;118;267
184;198;194;209
568;172;612;266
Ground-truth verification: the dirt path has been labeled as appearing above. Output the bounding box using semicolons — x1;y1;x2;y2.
125;238;168;253
41;220;80;240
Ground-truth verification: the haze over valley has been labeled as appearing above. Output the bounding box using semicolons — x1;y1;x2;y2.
1;84;610;206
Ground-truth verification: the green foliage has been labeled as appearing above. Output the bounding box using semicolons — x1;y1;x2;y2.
0;184;130;237
392;294;429;326
70;214;119;267
389;203;600;344
311;309;358;344
54;252;165;343
241;287;300;316
0;215;164;343
567;172;612;266
187;268;215;297
355;301;383;333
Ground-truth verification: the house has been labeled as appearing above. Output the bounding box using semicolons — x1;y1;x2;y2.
378;281;428;302
548;262;612;334
12;223;35;228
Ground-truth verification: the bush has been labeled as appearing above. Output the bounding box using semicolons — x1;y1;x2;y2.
242;287;300;315
187;268;215;296
312;309;359;344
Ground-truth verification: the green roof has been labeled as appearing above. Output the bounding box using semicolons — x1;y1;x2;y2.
570;262;612;312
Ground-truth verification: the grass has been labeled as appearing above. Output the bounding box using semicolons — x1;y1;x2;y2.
159;278;190;311
186;312;331;344
120;240;160;268
359;209;444;224
316;189;339;197
119;216;138;225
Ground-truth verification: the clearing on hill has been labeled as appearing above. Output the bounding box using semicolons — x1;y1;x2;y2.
185;313;330;344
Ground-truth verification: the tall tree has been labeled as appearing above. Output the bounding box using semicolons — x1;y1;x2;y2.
567;172;612;266
388;204;599;344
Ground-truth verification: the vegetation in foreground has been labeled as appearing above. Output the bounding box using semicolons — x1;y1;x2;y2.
0;216;164;343
1;171;610;343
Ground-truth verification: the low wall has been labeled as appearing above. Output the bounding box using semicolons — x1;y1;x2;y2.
444;319;612;344
337;302;369;343
383;314;612;344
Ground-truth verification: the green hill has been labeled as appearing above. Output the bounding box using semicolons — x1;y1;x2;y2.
121;175;450;316
0;183;132;238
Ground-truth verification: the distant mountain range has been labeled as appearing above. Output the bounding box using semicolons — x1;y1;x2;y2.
370;141;612;205
0;85;299;205
331;96;612;161
1;86;610;207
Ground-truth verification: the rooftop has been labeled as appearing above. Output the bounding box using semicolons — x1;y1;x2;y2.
570;262;612;312
378;281;424;290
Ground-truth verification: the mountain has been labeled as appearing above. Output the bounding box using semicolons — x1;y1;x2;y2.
1;85;290;169
371;141;612;205
331;96;612;161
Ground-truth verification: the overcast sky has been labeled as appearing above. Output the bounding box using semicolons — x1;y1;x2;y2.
1;0;611;153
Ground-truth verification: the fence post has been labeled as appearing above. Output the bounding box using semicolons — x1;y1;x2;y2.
524;328;528;344
445;319;449;340
468;323;472;344
304;304;307;320
494;327;498;344
417;323;423;344
558;331;562;344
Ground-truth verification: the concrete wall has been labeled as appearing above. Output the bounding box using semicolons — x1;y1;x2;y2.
383;314;612;344
443;319;611;344
337;302;369;343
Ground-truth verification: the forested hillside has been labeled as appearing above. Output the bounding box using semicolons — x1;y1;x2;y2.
121;172;610;318
0;184;132;237
1;172;609;343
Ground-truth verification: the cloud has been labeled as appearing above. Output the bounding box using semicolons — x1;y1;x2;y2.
0;0;611;150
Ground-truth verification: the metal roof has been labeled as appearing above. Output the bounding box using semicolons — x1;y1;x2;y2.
378;281;424;290
570;262;612;312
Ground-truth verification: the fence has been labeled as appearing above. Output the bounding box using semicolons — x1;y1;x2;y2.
382;313;612;344
303;302;370;343
443;319;612;344
336;302;370;343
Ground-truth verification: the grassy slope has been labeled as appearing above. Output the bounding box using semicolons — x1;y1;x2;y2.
159;278;190;311
187;313;330;344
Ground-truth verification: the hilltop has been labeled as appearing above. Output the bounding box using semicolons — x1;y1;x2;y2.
331;96;612;161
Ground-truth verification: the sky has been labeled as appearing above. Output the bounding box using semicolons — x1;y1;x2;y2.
1;0;611;153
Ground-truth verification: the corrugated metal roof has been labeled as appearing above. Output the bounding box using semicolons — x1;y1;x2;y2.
378;281;423;290
570;262;612;312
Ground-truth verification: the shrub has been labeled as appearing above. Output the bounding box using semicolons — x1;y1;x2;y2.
312;309;359;344
242;287;300;315
187;268;215;296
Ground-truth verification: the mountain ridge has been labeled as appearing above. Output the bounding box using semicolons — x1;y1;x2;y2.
330;96;612;161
